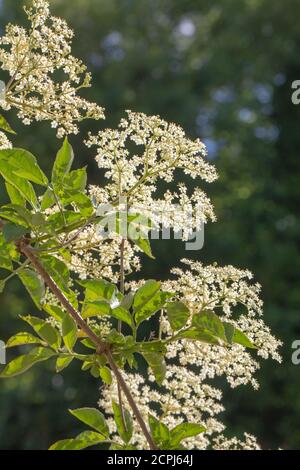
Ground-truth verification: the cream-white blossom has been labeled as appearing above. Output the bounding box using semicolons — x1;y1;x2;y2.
0;131;12;149
67;228;141;283
0;0;104;137
161;259;282;389
99;260;281;449
87;111;217;240
99;367;225;450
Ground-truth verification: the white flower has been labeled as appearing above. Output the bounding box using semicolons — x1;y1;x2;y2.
0;0;104;137
161;259;282;389
87;111;217;240
101;260;281;449
0;131;12;149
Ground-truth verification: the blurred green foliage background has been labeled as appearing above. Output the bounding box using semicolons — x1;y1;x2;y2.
0;0;299;449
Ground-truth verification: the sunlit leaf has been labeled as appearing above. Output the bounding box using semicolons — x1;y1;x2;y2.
18;269;45;309
143;352;166;385
69;407;109;437
167;301;190;330
6;332;43;348
133;280;171;325
0;113;16;134
148;415;170;447
170;422;206;447
62;312;77;351
52;137;74;183
21;315;61;351
49;430;106;450
0;347;55;378
56;355;74;372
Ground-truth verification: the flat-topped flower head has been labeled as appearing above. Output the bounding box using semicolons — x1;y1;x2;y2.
87;110;217;189
87;111;218;240
0;0;104;137
162;259;282;388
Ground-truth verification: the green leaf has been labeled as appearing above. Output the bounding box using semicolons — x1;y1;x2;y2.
167;301;190;330
176;327;220;344
0;205;30;227
81;300;111;319
6;332;43;348
133;280;170;325
192;310;226;342
106;329;126;346
81;339;97;350
69;408;109;437
49;431;106;450
90;364;100;378
148;415;170;447
0;158;38;208
223;322;234;344
134;340;166;354
0;347;55;378
110;443;138;450
79;279;116;303
62;168;87;193
127;215;155;258
56;355;74;372
170;422;206;446
0;234;17;270
0;256;11;271
133;280;160;310
1;204;37;228
46;210;83;232
62;312;77;351
130;235;155;259
70;193;94;217
52;137;74;183
2;222;27;242
21;315;61;351
232;325;257;349
40;254;70;285
1;148;48;186
143;352;166;385
110;306;133;328
99;366;112;385
120;293;134;310
18;269;45;309
5;182;25;206
43;304;65;322
223;322;257;349
0;114;16;134
112;402;133;444
41;187;56;211
40;254;77;308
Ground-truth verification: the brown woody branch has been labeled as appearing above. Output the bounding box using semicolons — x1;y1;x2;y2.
11;235;157;450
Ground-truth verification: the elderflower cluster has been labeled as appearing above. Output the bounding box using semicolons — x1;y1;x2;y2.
67;227;141;283
161;259;282;389
99;368;225;450
0;131;12;149
213;433;261;450
98;260;281;449
0;0;104;137
87;111;217;240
